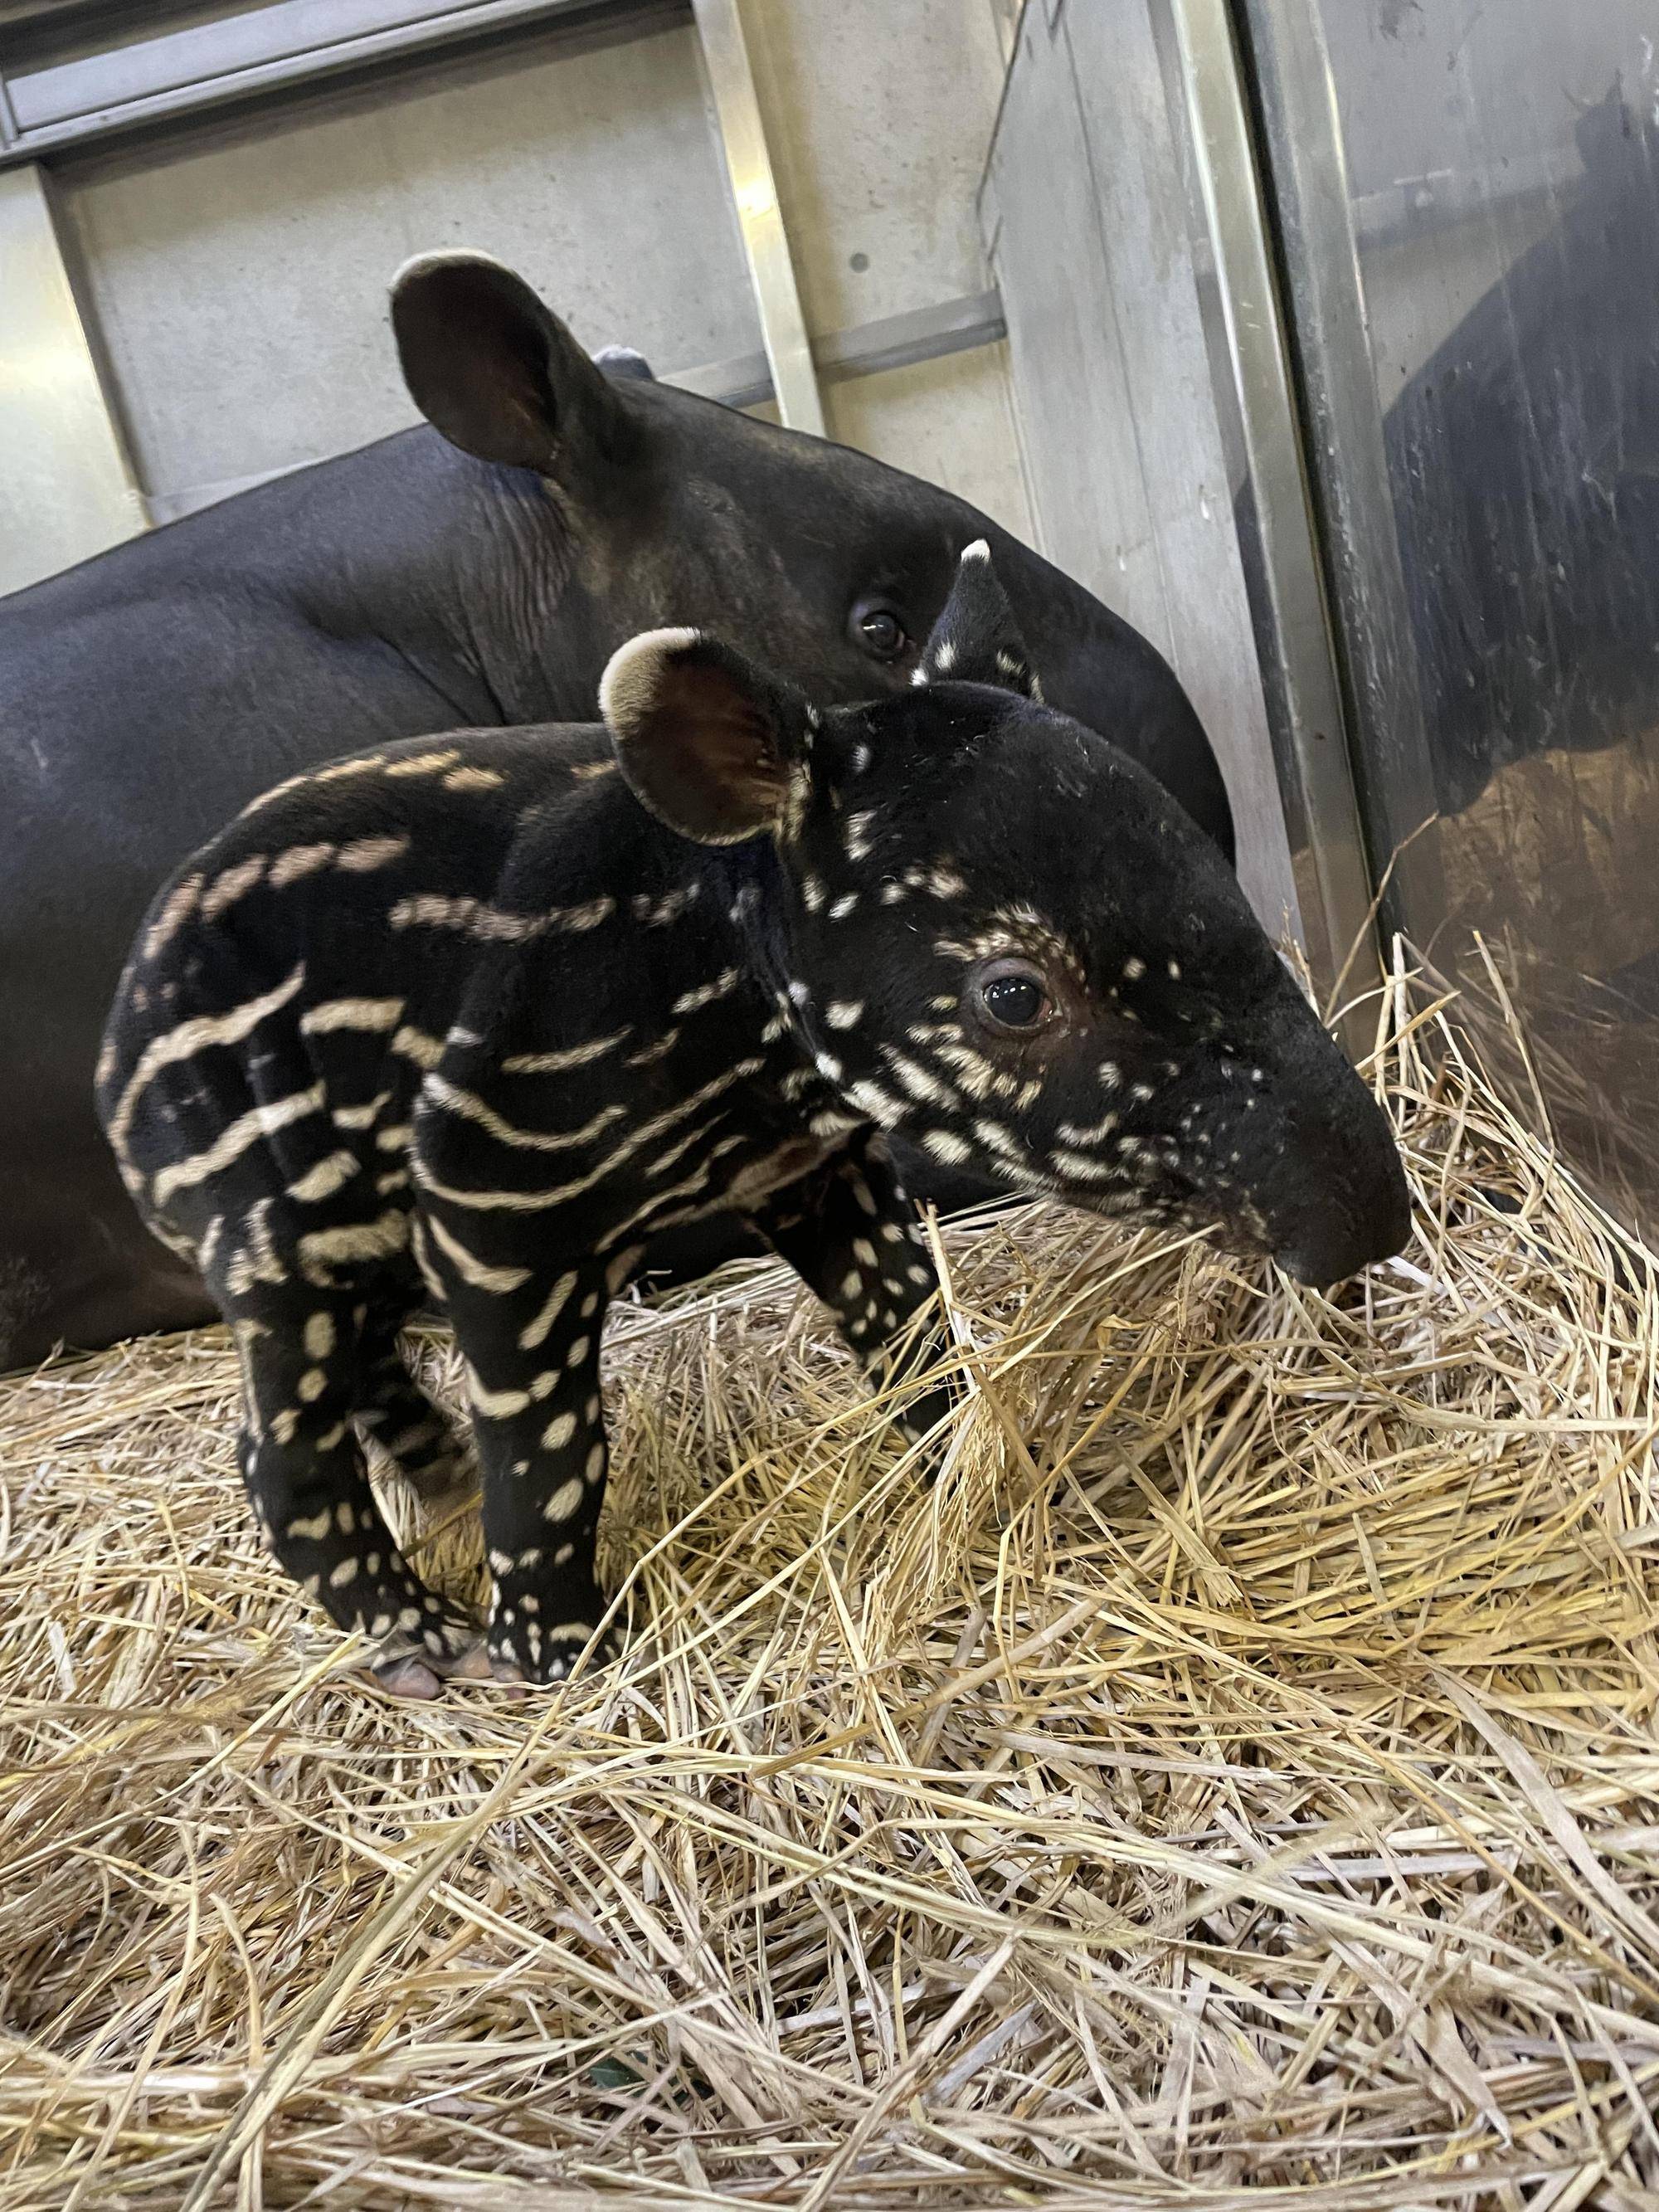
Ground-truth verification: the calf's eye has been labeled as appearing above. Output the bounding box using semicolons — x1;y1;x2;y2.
971;957;1053;1035
852;603;910;661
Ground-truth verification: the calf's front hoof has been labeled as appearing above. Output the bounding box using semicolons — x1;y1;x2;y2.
368;1624;493;1699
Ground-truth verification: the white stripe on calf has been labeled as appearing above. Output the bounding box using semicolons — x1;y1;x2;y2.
269;843;336;889
297;1210;410;1280
631;884;700;926
879;1048;957;1109
152;1082;327;1205
302;997;405;1035
415;1061;761;1213
108;963;306;1157
224;1198;289;1295
334;835;411;872
422;1075;626;1153
392;1026;446;1071
501;1027;632;1075
200;854;267;921
671;968;740;1016
388;892;614;939
1048;1148;1124;1183
314;755;386;784
426;1212;532;1294
143;873;204;961
333;1092;392;1132
467;1365;531;1420
287;1149;361;1204
846;1080;907;1128
626;1028;679;1068
518;1270;578;1350
383;747;462;777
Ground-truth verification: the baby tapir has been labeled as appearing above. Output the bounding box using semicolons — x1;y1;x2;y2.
98;548;1409;1694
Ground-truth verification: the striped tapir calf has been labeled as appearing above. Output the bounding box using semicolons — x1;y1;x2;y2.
98;549;1409;1695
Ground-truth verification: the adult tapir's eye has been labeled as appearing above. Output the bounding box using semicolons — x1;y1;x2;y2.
970;957;1053;1035
851;602;910;661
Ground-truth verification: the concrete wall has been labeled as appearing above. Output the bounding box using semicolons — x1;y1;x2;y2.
745;0;1029;534
36;0;1030;540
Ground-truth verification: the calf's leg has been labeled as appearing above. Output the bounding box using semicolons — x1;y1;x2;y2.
752;1135;958;1446
416;1230;615;1685
228;1289;485;1697
353;1297;475;1503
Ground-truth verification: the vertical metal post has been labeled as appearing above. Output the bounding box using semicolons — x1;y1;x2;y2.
0;163;145;595
1163;0;1377;1034
690;0;826;436
1236;0;1446;938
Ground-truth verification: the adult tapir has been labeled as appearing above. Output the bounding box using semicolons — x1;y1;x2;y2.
0;251;1233;1372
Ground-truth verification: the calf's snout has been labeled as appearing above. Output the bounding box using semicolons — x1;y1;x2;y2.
1253;1061;1412;1289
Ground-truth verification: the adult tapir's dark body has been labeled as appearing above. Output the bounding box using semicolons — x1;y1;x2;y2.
0;252;1232;1370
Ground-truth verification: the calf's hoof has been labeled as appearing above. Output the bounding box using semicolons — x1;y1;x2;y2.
368;1624;493;1700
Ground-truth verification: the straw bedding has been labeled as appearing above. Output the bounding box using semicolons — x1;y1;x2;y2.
2;965;1657;2210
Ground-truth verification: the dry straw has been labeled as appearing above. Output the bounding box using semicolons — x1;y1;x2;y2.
2;955;1657;2208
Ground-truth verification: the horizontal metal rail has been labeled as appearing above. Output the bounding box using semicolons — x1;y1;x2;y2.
146;285;1007;523
0;0;671;163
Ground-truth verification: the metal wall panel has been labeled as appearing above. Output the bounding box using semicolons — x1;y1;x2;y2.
51;13;761;514
981;0;1301;939
1243;0;1659;1238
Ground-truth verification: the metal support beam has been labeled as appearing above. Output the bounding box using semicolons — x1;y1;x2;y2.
1164;0;1376;1034
0;0;664;163
668;287;1005;411
690;0;825;435
1236;0;1446;947
0;161;144;592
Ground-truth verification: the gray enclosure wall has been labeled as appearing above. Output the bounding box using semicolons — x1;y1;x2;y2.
0;0;1030;576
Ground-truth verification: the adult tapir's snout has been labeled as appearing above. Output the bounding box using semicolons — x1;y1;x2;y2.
1246;1041;1413;1289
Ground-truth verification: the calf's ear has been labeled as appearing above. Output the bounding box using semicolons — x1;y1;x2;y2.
601;631;811;845
392;251;626;473
917;540;1042;699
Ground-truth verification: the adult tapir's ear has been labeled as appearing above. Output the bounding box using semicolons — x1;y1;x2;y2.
392;251;625;474
600;630;810;846
916;540;1042;699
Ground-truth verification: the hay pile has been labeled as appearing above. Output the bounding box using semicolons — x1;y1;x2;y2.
2;967;1657;2210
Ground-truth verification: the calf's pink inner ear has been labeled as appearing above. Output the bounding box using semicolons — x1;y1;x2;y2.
601;631;791;846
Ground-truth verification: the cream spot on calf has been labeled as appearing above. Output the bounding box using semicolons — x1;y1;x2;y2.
543;1476;583;1523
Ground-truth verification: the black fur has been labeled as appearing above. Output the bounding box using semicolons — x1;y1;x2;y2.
98;553;1406;1693
2;251;1232;1369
